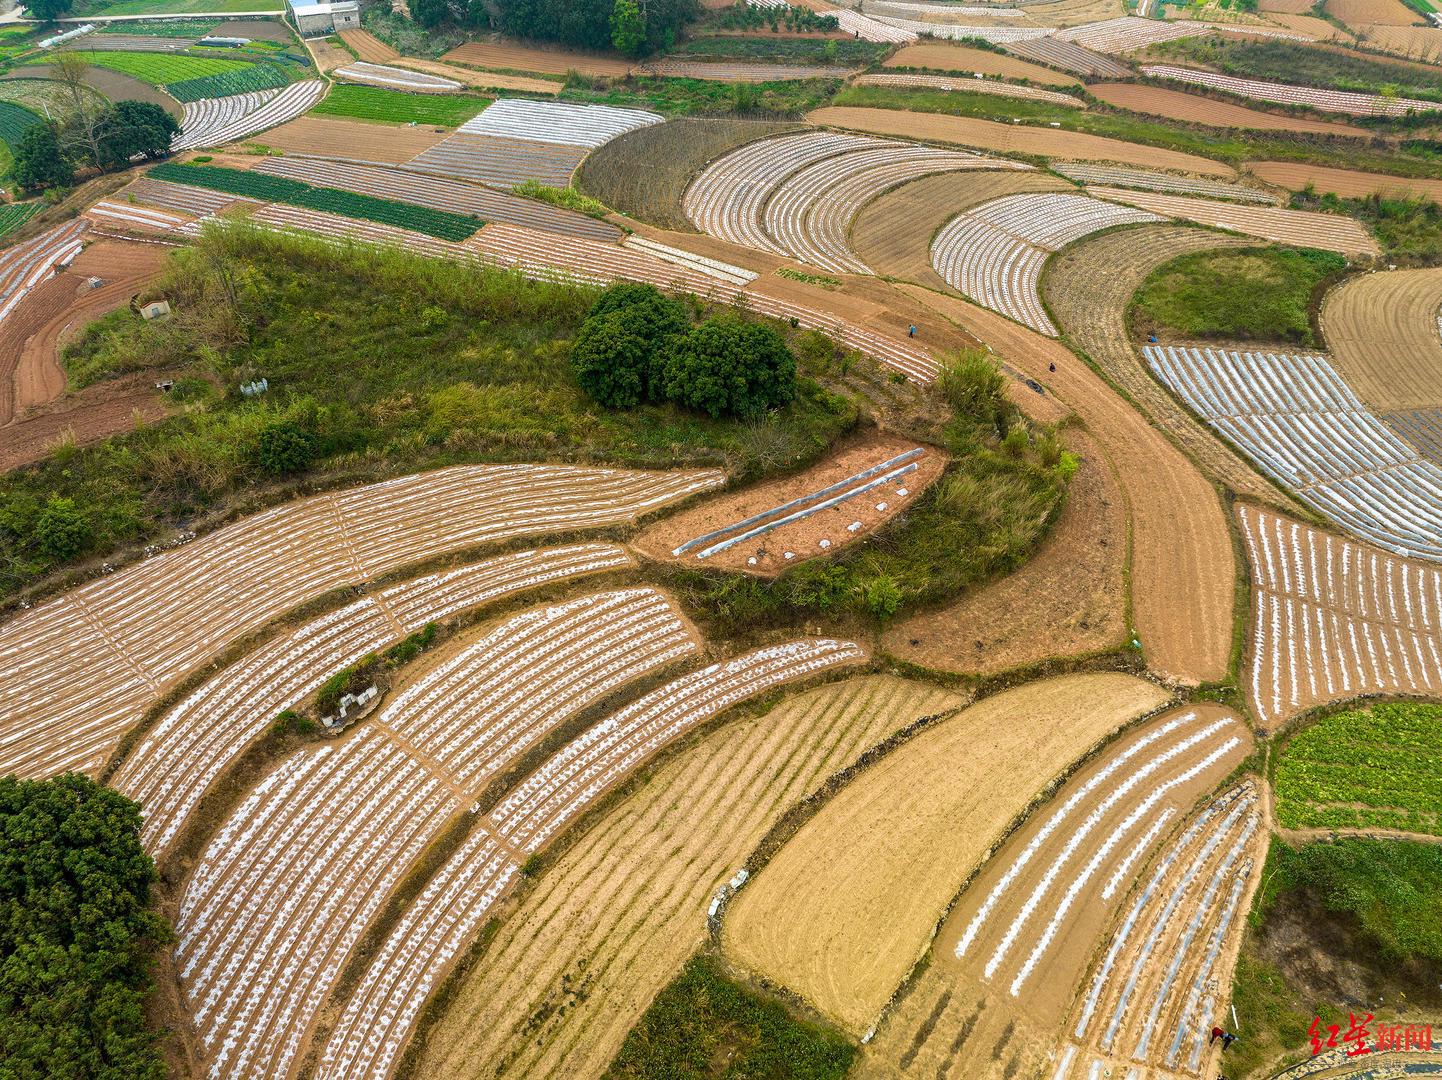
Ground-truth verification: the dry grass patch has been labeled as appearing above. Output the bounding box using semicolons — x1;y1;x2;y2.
883;42;1081;86
1090;81;1368;135
720;672;1172;1036
1321;265;1442;410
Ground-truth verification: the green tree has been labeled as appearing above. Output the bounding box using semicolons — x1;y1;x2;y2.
0;774;168;1080
584;282;689;400
32;497;90;560
256;421;318;474
412;0;451;28
571;310;652;408
12;124;72;193
660;315;797;419
26;0;74;21
610;0;646;56
94;100;180;169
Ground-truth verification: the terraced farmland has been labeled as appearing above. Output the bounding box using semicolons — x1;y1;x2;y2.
165;62;288;103
0;99;41;154
1143;63;1442;115
1321;266;1442;412
172;79;325;151
310;83;490;127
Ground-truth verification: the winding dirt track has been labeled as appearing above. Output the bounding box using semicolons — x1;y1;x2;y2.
1320;265;1442;411
1042;223;1290;504
895;282;1236;685
413;676;965;1079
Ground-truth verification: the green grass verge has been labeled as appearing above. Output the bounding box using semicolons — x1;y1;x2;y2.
148;162;482;241
829;83;1442;178
1129;246;1345;347
0;202;41;239
1292;188;1442;264
311;83;490;128
1275;702;1442;836
1150;36;1442;101
561;74;840;118
605;954;856;1080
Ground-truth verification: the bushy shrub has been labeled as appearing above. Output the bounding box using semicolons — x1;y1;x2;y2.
660;314;797;419
32;497;90;559
938;348;1006;424
571;283;690;407
255;421;318;475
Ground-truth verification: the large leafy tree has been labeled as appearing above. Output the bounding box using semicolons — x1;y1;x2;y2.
12;123;72;192
0;774;168;1080
94;100;179;168
26;0;74;22
660;315;797;419
610;0;646;57
495;0;695;53
571;283;690;407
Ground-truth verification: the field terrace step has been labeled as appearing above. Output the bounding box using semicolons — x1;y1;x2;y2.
82;199;190;234
125;175;265;217
827;6;919;42
111;543;632;858
0;219;87;326
400;132;589;188
622;234;758;285
863;0;1029;18
1052;163;1281;204
1057;16;1213;53
334;60;462;92
312;637;864;1080
1142;64;1442;117
1002;35;1131;78
1145;344;1442;560
635;59;856;81
252;156;623;242
867;14;1052;42
1238;504;1442;727
174;586;698;1080
456;97;663;148
172;78;326;152
0;465;721;781
853;72;1086;108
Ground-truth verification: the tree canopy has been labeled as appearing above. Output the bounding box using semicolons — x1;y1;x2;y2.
571;283;691;408
493;0;696;54
660;314;798;419
95;101;179;169
12;123;73;192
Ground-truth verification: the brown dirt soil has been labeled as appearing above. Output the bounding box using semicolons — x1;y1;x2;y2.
0;240;170;426
1356;22;1442;59
1259;0;1319;12
213;18;293;42
247;115;450;162
1088;81;1368;135
808;107;1236;176
882;429;1127;675
850;169;1071;289
306;36;352;74
442;40;632;77
1021;0;1128;27
338;28;399;62
1262;11;1355;38
393;58;561;95
893;281;1236;686
1042;222;1290;504
410;675;966;1080
1328;0;1418;26
0;374;166;474
883;42;1081;86
6;64;181;117
633;431;944;576
720;672;1172;1036
1248;160;1442;203
1320;265;1442;410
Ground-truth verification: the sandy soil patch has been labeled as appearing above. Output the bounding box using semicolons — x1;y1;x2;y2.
0;374;166;474
1249;160;1442;203
808;106;1235;176
1262;11;1354;38
338;28;399;62
442;40;632;77
894;281;1236;685
721;672;1172;1036
306;36;352;74
851;169;1070;289
6;64;181;117
1320;265;1442;411
247;114;450;161
1090;80;1367;135
884;42;1081;85
411;676;965;1080
633;431;944;576
883;429;1126;675
1329;0;1418;26
1042;222;1290;503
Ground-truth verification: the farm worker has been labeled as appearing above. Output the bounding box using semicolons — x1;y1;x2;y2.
1048;362;1056;373
908;325;916;337
1210;1027;1224;1045
1222;1033;1238;1051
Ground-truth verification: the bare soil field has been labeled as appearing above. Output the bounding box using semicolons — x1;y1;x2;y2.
1329;0;1417;26
807;107;1235;176
248;115;450;162
720;672;1172;1035
1262;11;1354;38
850;169;1070;289
338;28;399;62
894;281;1237;685
1042;222;1298;504
1023;0;1128;27
214;18;294;41
0;240;169;426
1321;265;1442;410
0;375;166;474
883;42;1081;85
633;432;944;575
1240;504;1442;726
394;58;560;94
6;64;181;117
1089;81;1368;135
307;36;352;74
442;40;632;78
1248;159;1442;203
411;676;965;1079
882;430;1126;675
1259;0;1316;11
1358;22;1442;59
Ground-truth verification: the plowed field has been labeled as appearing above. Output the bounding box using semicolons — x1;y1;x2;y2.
807;106;1235;175
894;281;1236;685
442;40;631;77
1263;12;1354;38
248;115;449;162
1359;23;1442;59
1329;0;1417;26
1248;160;1442;202
1042;222;1286;503
883;41;1081;85
338;28;398;62
411;676;965;1080
1321;265;1442;410
0;375;167;474
1089;81;1367;134
721;672;1172;1035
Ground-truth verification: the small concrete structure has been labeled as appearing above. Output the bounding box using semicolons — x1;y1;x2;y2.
139;299;171;321
288;0;358;35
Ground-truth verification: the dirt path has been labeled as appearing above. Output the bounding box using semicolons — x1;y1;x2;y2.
893;282;1236;686
1041;223;1289;504
883;428;1128;675
1320;265;1442;411
721;672;1171;1035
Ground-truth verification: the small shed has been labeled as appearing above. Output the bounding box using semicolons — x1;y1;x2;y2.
289;0;359;35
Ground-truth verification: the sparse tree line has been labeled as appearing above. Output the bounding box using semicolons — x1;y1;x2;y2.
410;0;697;58
11;54;178;194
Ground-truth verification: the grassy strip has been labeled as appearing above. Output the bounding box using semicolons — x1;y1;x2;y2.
829;83;1442;178
512;178;609;217
669;34;888;67
0;201;40;239
1150;36;1442;100
1129;246;1346;347
606;954;855;1080
311;83;491;127
562;73;840;118
148;162;482;241
1292;188;1442;264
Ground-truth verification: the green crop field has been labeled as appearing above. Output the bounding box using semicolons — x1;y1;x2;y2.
104;18;220;35
72;0;282;14
1275;702;1442;836
166;63;289;103
0;202;40;239
0;100;42;156
77;50;252;85
311;84;489;127
148;162;483;241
